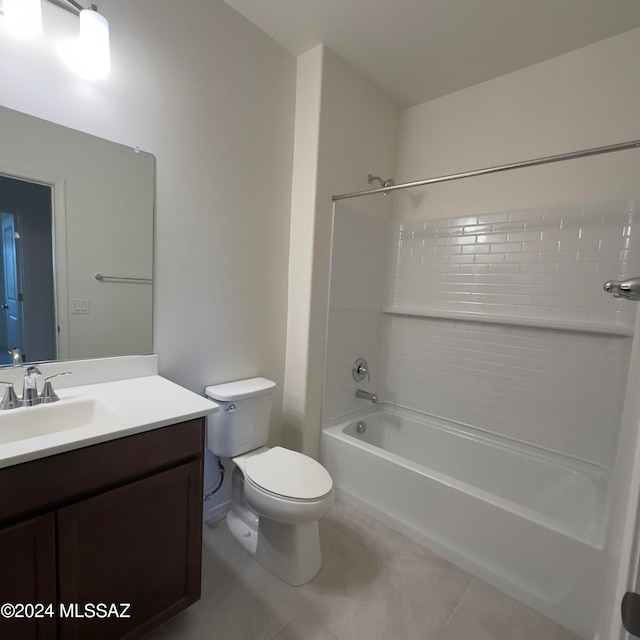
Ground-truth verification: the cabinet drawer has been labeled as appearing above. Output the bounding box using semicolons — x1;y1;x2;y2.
0;418;204;525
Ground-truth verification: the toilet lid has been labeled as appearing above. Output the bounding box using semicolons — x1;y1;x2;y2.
244;446;333;500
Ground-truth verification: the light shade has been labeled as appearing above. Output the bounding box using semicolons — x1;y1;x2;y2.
59;7;110;80
3;0;43;37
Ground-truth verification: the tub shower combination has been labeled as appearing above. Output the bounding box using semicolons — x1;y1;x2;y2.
322;141;640;639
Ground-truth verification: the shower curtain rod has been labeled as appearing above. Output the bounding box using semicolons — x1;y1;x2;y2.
332;139;640;201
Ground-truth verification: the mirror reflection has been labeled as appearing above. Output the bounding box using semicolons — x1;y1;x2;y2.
0;106;154;365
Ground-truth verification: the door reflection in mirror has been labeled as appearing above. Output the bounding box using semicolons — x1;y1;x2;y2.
0;175;56;364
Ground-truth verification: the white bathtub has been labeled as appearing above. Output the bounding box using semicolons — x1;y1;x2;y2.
321;405;608;638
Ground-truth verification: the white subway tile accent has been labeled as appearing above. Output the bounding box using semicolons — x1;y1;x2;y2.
385;201;640;327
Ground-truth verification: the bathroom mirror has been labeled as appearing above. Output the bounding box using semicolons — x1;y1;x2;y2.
0;105;154;365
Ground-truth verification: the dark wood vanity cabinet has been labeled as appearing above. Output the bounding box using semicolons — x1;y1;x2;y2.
0;418;205;640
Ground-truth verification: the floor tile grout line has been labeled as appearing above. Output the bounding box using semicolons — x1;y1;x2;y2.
452;576;475;613
435;603;458;640
439;577;500;640
448;578;520;640
264;617;292;640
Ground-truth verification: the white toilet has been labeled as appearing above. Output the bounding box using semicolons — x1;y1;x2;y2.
204;377;334;586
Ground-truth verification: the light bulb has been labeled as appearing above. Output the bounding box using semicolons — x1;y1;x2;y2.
58;7;110;80
3;0;43;37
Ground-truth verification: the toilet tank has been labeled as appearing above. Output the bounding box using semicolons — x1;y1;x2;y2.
204;377;276;458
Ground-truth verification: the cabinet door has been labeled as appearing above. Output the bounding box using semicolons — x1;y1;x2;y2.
0;513;57;640
57;461;203;640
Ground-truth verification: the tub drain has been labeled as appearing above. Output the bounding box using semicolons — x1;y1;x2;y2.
356;420;367;434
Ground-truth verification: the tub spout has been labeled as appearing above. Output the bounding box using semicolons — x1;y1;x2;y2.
356;389;377;403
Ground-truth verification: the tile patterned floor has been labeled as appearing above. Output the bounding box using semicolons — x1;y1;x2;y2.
147;500;582;640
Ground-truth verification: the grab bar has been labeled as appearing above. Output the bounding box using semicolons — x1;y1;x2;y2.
94;273;152;284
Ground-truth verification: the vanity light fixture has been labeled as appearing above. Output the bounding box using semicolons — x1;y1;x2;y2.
1;0;110;80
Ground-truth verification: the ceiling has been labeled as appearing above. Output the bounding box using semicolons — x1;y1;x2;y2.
224;0;640;108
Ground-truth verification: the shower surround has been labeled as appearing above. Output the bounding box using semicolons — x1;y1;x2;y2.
380;202;636;467
322;198;639;637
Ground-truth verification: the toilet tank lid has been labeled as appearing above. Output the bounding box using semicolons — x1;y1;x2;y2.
205;377;276;401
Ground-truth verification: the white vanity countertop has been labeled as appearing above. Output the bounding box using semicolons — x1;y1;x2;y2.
0;375;219;469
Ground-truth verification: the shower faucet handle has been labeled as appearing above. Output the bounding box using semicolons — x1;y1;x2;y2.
352;357;370;382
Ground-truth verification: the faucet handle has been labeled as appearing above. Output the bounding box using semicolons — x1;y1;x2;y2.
0;382;21;410
352;357;371;382
39;372;72;404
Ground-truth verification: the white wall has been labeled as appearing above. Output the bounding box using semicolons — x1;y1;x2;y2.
284;46;398;458
0;0;296;513
394;28;640;221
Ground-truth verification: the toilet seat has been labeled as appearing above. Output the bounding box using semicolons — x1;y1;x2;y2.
243;446;333;501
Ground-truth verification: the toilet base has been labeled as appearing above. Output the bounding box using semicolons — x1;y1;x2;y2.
255;518;322;586
226;508;322;586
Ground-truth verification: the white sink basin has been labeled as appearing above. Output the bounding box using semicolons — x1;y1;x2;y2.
0;397;119;445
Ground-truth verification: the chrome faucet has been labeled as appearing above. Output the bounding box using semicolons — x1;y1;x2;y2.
22;366;42;407
356;389;378;404
0;368;71;410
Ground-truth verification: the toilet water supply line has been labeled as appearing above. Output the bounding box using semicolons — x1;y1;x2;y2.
203;458;225;500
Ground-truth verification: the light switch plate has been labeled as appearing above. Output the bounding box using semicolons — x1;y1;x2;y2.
72;298;90;314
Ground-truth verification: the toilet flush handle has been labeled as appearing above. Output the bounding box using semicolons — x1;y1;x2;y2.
226;403;237;412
